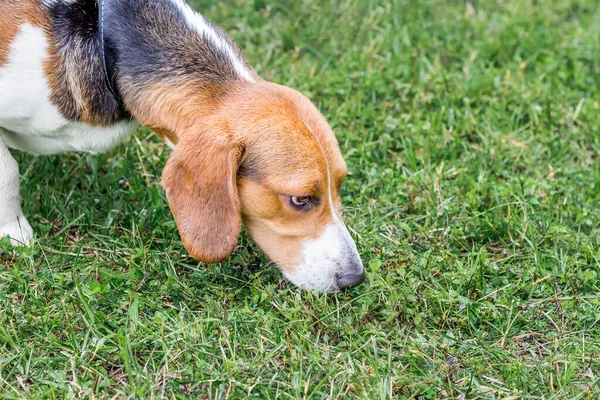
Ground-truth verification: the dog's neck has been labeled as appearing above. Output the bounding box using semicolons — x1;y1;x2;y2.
47;0;258;141
101;0;258;142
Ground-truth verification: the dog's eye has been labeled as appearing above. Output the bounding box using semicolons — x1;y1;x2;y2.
291;196;311;207
286;195;319;211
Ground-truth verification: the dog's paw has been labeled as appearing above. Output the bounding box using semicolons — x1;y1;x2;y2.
0;217;34;247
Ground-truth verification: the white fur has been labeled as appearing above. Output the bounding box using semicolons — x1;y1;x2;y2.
0;217;33;246
0;134;33;246
0;24;137;156
283;167;363;292
282;222;346;292
168;0;255;82
164;137;176;149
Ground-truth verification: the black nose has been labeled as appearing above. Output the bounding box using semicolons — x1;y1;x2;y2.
336;271;366;290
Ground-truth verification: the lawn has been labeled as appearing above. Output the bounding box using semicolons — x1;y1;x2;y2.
2;0;600;398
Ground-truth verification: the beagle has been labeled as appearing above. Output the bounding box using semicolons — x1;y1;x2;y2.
0;0;365;292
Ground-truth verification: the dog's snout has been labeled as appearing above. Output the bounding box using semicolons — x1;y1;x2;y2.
336;271;366;290
281;221;364;292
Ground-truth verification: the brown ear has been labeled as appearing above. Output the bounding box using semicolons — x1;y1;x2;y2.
162;130;242;263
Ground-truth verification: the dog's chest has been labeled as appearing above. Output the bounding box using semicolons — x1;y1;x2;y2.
0;23;136;155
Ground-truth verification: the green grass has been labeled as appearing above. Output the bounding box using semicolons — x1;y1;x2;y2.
2;0;600;397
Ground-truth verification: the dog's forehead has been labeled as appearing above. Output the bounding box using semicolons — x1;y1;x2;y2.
229;82;347;184
242;136;325;191
291;95;348;176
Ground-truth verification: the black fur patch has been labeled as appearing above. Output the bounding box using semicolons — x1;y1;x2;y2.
104;0;248;89
45;0;130;125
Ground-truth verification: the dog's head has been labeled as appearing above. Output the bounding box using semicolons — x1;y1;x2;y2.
161;81;364;292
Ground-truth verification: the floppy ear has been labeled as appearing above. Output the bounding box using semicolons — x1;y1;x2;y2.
162;129;242;263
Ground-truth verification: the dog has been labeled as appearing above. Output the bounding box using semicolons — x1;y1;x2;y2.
0;0;365;292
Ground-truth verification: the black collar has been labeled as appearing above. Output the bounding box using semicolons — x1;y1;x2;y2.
98;0;124;106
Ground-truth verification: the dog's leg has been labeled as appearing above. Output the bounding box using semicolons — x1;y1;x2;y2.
0;132;33;246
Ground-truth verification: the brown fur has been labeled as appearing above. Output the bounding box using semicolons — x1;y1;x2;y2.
162;120;243;262
0;0;49;68
45;46;101;125
121;79;234;139
0;2;20;68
